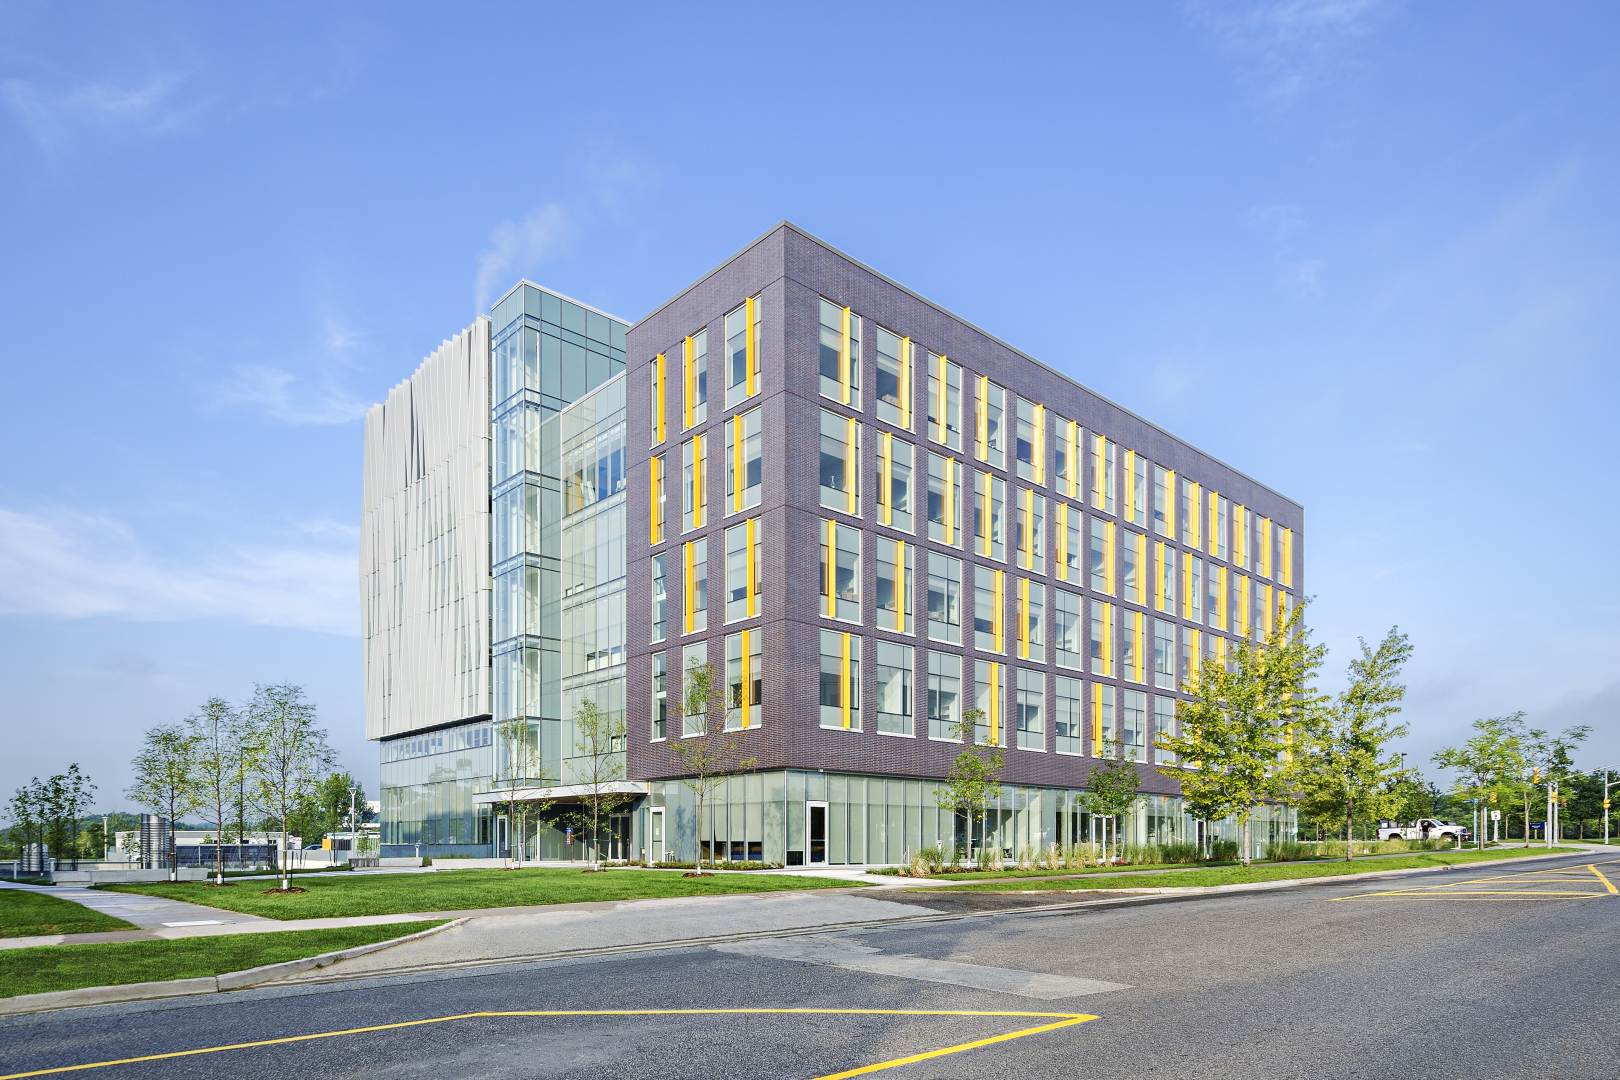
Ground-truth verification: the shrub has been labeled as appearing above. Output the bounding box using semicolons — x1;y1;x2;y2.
1265;839;1315;862
1207;839;1239;862
1157;841;1202;864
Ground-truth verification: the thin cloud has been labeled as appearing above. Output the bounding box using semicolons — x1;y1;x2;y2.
1;71;197;151
474;203;570;312
0;507;357;637
206;317;370;426
1245;202;1326;296
1188;0;1392;105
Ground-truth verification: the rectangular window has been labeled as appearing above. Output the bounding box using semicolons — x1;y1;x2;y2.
1232;504;1249;569
651;652;667;741
1089;599;1115;677
1180;627;1202;688
682;330;708;430
875;537;913;634
1255;578;1270;640
927;353;962;450
1056;417;1082;500
1234;572;1251;638
1153;695;1177;766
1154;540;1177;614
1154;465;1176;538
1121;530;1146;605
724;407;762;515
650;353;667;446
1016;668;1045;751
974;469;1006;560
649;454;666;545
1153;618;1175;690
1123;450;1147;528
1015;576;1044;660
1181;478;1202;550
875;327;913;430
1258;516;1274;579
682;539;708;634
975;375;1005;465
926;552;962;644
1211;492;1229;561
1054;587;1085;670
876;641;914;736
725;630;762;731
723;297;761;408
875;433;914;532
1122;689;1147;762
1055;502;1083;581
974;566;1005;653
1091;682;1115;757
819;409;860;514
818;299;861;406
819;519;861;622
651;553;668;643
926;452;960;546
1014;488;1045;571
724;519;762;623
1280;526;1294;587
1090;433;1116;515
1184;553;1203;624
975;659;1004;746
1089;518;1116;595
1055;676;1083;755
1121;609;1145;685
819;629;860;730
682;434;706;532
1207;564;1227;631
927;652;962;740
682;642;708;737
1014;397;1045;484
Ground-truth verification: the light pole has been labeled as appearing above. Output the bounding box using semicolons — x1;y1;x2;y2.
1604;768;1615;846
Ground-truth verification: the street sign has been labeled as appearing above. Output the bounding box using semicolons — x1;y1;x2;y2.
1490;810;1501;821
1531;821;1545;829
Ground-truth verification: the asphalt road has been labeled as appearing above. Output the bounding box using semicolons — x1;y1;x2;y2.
2;851;1617;1079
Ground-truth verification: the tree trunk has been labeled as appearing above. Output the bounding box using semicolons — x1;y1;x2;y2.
215;799;225;886
695;792;704;874
1344;800;1354;862
1240;816;1252;867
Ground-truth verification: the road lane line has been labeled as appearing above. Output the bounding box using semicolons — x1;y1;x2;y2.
1590;864;1619;895
815;1014;1096;1079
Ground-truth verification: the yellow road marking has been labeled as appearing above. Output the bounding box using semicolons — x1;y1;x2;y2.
0;1008;1100;1080
1591;864;1619;895
1331;894;1604;902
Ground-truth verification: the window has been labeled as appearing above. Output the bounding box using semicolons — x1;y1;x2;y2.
1258;516;1274;579
1233;504;1249;569
974;566;1005;653
974;469;1006;560
1207;564;1226;631
875;327;913;429
875;537;913;634
724;408;762;515
682;434;706;532
876;642;913;736
1210;492;1229;561
927;353;962;449
975;659;1004;746
1180;627;1201;688
926;452;960;546
818;299;861;406
926;652;962;740
1055;676;1083;755
1154;540;1177;614
1054;588;1085;669
1234;572;1251;638
1090;682;1115;757
1122;689;1147;762
1014;397;1045;483
974;375;1006;465
650;353;667;446
649;454;666;545
819;409;860;514
1184;554;1203;624
1279;526;1294;587
1089;599;1114;677
1255;578;1270;640
1055;502;1082;581
725;630;761;731
682;539;708;634
682;329;708;430
1153;618;1175;690
927;552;962;644
1152;465;1174;537
1089;519;1116;595
651;653;667;740
1181;478;1202;549
724;297;761;408
724;519;762;623
819;629;860;730
1122;530;1146;605
819;519;861;622
683;642;708;737
1153;695;1177;765
1016;668;1045;751
1015;577;1044;660
1090;433;1115;515
1056;416;1082;500
1122;609;1146;684
1014;488;1045;571
875;433;914;532
1124;450;1147;527
651;553;668;643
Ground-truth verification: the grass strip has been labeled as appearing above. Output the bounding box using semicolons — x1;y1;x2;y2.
0;921;444;998
100;867;860;920
0;891;135;938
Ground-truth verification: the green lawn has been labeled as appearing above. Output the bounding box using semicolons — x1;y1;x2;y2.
100;867;860;919
914;861;1243;882
0;891;135;938
955;846;1585;893
0;921;443;999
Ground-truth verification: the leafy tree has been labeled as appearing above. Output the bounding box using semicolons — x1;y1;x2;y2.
671;657;756;873
5;782;42;866
495;717;549;868
1156;603;1326;865
1433;715;1525;850
188;698;252;884
1292;628;1414;860
934;709;1003;863
246;683;335;890
571;697;629;871
1083;746;1139;864
128;725;203;881
287;772;367;854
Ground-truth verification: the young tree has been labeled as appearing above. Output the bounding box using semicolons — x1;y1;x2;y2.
671;657;756;873
1292;628;1414;860
128;724;203;881
572;697;629;871
1524;724;1591;845
188;698;249;885
934;709;1004;864
1083;746;1140;864
246;683;335;890
1156;603;1326;865
495;717;548;868
1433;715;1525;851
5;782;42;869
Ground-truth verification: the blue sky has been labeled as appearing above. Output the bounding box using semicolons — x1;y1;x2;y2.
2;2;1617;805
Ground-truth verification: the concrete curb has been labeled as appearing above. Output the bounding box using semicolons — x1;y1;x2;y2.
0;919;465;1016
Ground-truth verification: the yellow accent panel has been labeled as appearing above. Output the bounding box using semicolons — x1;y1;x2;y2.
744;296;758;397
649;456;664;545
1102;604;1113;668
653;353;666;444
1021;487;1035;569
899;337;912;429
992;569;1005;652
1233;504;1247;565
1153;540;1165;611
942;457;956;545
1164;468;1176;534
740;628;752;729
1066;421;1079;498
1217;565;1228;626
840;632;852;729
1188;481;1202;548
1032;404;1045;483
824;520;837;618
978;472;992;556
844;416;858;514
1092;682;1103;751
1235;573;1250;635
1091;434;1105;506
934;354;948;441
1182;552;1193;620
731;414;744;513
1018;576;1030;659
839;305;853;405
1123;449;1136;520
1133;532;1147;604
894;540;907;632
881;432;893;525
1281;527;1294;586
989;661;1001;745
1259;517;1273;578
691;434;705;528
683;541;695;634
1104;521;1117;595
1055;502;1069;580
683;335;694;430
976;375;990;459
1188;628;1201;686
745;518;757;617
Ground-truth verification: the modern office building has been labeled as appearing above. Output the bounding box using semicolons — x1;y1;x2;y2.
362;222;1302;864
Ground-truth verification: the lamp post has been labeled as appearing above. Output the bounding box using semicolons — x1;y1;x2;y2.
1603;768;1616;848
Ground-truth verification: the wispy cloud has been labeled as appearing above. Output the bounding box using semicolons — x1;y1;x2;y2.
1245;202;1326;296
0;508;357;637
474;203;570;312
206;317;370;426
1;71;198;151
1187;0;1392;105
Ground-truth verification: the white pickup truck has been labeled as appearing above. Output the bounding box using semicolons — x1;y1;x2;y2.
1377;818;1465;842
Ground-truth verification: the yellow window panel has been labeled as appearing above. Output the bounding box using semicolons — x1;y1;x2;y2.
1091;683;1104;751
731;414;744;513
1182;552;1194;621
745;518;758;617
682;335;695;430
683;541;696;634
881;432;894;525
740;628;752;729
1123;449;1136;520
844;416;858;514
899;337;913;429
649;456;664;545
1280;527;1294;587
839;632;852;729
1133;532;1147;604
1056;502;1069;580
1021;487;1035;569
942;457;956;545
989;662;1001;745
1033;403;1046;483
1104;521;1117;595
1164;468;1176;534
839;305;853;405
744;296;758;397
653;353;666;444
824;520;838;618
893;540;907;633
1066;421;1080;498
1207;490;1218;557
976;375;990;459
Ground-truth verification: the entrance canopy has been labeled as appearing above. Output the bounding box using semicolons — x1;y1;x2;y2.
473;781;647;806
